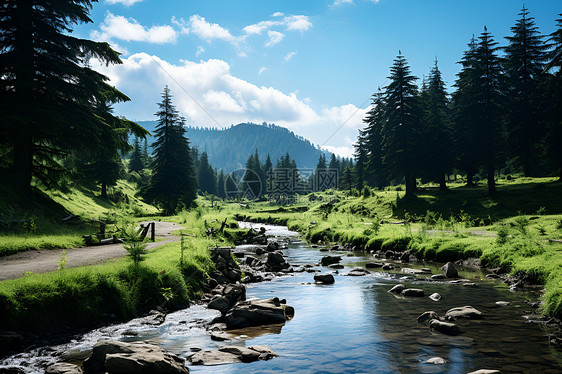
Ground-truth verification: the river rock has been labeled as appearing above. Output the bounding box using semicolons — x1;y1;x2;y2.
347;268;370;276
382;263;394;271
431;274;446;280
417;311;440;324
210;331;231;341
401;268;425;275
0;368;25;374
265;251;289;272
208;284;246;315
321;255;342;266
402;288;424;297
495;301;511;306
329;264;344;269
83;340;188;374
46;364;83;374
445;306;483;320
225;298;294;329
425;357;446;364
314;273;335;284
189;345;278;365
441;262;458;278
266;242;279;252
388;284;405;294
399;251;410;263
467;370;502;374
429;293;442;301
365;262;384;269
429;319;461;336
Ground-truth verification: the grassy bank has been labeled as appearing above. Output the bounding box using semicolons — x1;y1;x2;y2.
233;179;562;318
0;202;235;336
0;180;159;256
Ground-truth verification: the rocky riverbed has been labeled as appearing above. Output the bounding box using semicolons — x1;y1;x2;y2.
1;222;562;373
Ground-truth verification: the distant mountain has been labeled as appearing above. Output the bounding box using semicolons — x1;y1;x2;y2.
136;121;333;172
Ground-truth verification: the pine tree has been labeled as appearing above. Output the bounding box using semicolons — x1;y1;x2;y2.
0;0;129;190
473;27;506;194
545;14;562;180
263;154;273;194
353;132;367;190
146;86;197;214
242;153;262;198
342;166;354;194
361;88;387;188
129;137;144;173
198;152;217;195
216;170;226;198
420;60;454;190
504;6;549;176
452;36;482;186
381;52;422;196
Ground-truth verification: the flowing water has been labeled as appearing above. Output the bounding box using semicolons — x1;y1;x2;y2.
2;223;561;373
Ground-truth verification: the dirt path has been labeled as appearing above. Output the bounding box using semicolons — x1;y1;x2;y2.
0;221;183;281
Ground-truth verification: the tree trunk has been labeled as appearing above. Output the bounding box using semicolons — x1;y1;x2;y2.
101;182;107;198
487;164;496;194
466;171;474;187
13;0;34;190
438;173;447;191
404;174;414;196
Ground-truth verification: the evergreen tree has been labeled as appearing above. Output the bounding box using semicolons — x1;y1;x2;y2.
545;14;562;180
142;138;150;168
129;137;144;173
0;0;129;190
342;166;354;194
380;52;422;196
361;89;387;188
216;170;226;198
452;36;482;186
353;132;367;190
473;27;506;194
420;60;454;190
242;152;262;198
504;6;549;176
198;152;217;195
146;86;197;214
263;154;273;194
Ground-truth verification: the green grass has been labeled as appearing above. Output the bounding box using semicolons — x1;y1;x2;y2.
229;179;562;318
0;180;160;256
0;222;225;335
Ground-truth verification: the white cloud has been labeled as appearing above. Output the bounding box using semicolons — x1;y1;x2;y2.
243;20;281;35
91;12;177;44
258;66;267;75
284;15;312;32
106;0;144;6
266;31;284;47
91;53;366;155
189;14;237;44
332;0;354;6
272;12;284;17
284;51;297;62
195;46;205;57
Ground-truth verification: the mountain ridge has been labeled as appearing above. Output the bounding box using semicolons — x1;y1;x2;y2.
135;121;333;172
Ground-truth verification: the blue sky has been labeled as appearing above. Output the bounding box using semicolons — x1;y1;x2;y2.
78;0;561;157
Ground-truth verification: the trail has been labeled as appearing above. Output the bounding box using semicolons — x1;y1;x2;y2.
0;221;182;281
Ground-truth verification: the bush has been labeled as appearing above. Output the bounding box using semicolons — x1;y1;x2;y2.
381;236;411;252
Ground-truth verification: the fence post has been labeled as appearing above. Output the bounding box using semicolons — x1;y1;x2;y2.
150;222;155;242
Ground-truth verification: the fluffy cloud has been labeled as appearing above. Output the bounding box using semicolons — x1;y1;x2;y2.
284;15;312;32
195;46;205;57
92;53;364;156
322;137;356;158
188;15;238;44
258;66;267;75
106;0;144;6
284;51;297;62
272;12;284;17
243;20;281;35
266;31;284;47
91;13;177;44
332;0;354;5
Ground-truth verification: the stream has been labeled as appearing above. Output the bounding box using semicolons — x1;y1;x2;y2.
2;222;561;373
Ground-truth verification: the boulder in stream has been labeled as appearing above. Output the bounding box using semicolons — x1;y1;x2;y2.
467;370;502;374
445;306;483;320
321;255;342;266
189;345;278;365
401;288;424;297
429;319;461;336
441;262;459;278
225;297;294;329
46;363;83;374
207;284;246;315
314;273;335;284
388;284;405;294
417;311;440;324
83;340;188;374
